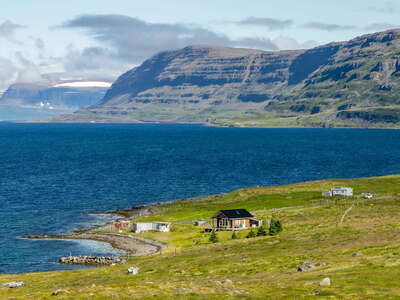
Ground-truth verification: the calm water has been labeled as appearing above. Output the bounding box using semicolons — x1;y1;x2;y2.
0;123;400;273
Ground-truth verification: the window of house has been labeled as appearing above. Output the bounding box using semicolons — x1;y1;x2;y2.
234;219;245;228
219;218;229;227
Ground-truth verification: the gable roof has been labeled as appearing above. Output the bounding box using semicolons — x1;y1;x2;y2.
214;209;254;219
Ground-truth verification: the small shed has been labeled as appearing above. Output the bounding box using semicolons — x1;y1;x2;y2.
112;220;131;230
212;209;261;230
132;222;171;233
322;190;333;197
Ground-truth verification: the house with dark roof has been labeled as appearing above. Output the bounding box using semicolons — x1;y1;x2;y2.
211;209;261;230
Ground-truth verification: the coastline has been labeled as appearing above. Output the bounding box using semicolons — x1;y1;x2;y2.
23;233;164;257
25;119;400;130
22;204;166;266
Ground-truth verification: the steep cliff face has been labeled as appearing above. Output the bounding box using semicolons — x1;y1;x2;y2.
99;46;300;107
55;29;400;128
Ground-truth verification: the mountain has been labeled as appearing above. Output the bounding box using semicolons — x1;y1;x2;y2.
0;81;111;121
53;29;400;128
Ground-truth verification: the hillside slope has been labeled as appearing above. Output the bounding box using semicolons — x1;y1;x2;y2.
54;29;400;128
2;175;400;299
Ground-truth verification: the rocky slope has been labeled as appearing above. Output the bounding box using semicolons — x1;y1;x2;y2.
54;29;400;127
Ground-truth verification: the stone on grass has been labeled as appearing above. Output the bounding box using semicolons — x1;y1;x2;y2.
297;261;315;272
127;267;140;275
1;282;25;288
319;277;331;286
222;279;234;287
51;289;69;296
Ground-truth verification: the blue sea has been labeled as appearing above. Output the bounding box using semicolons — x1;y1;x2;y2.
1;123;400;274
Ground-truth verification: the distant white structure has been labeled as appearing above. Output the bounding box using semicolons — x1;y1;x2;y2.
332;187;353;196
322;190;333;197
322;187;353;197
132;222;171;233
361;193;373;199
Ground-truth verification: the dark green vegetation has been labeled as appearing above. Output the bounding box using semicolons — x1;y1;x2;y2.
268;218;283;236
2;175;400;299
209;230;218;243
53;29;400;128
256;225;267;237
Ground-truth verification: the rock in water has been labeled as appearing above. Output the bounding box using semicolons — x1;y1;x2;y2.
127;267;139;275
1;281;25;288
320;278;331;286
297;261;315;272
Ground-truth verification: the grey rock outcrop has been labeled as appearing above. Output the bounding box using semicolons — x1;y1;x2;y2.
59;256;124;266
1;281;25;288
297;261;316;272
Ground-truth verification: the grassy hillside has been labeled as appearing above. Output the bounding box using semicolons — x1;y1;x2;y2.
2;175;400;299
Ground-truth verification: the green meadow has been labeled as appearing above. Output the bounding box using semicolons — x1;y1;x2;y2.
2;175;400;299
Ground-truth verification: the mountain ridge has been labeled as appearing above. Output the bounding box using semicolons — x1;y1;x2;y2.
51;29;400;128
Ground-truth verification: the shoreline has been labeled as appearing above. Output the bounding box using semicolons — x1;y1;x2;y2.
19;120;400;130
23;233;165;257
22;204;167;266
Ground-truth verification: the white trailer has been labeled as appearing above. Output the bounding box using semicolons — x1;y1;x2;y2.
132;222;171;233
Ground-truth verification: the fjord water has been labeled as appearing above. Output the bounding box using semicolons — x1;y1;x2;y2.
1;123;400;274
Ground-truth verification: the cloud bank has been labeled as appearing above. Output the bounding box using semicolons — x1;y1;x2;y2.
234;17;293;30
59;14;279;64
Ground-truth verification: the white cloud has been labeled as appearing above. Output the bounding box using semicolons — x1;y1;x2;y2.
234;17;293;30
15;52;47;84
0;57;17;90
364;23;399;31
300;22;356;31
273;36;318;50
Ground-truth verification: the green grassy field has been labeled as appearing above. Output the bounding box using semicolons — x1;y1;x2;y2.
2;175;400;299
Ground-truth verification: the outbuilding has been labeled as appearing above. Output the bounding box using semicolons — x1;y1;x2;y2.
332;187;353;197
112;220;131;230
322;187;353;197
132;222;171;233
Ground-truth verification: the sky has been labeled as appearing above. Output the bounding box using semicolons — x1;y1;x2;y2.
0;0;399;90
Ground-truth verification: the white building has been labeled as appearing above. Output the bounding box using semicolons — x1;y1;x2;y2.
331;187;353;197
322;187;353;197
132;222;171;233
